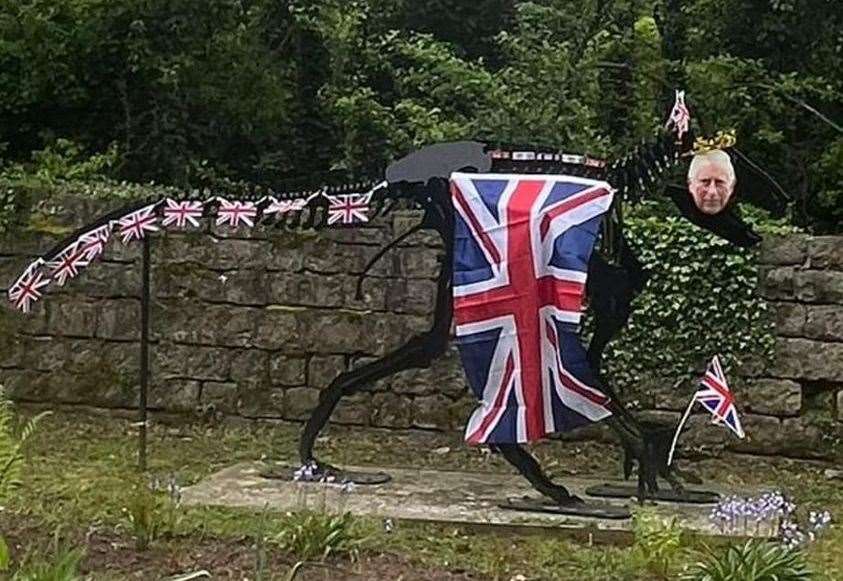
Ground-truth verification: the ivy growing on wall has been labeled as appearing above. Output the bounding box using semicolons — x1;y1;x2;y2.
598;202;798;397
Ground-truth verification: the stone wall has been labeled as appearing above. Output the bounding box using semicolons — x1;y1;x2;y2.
1;195;841;459
0;194;475;431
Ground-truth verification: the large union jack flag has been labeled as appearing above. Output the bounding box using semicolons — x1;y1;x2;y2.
452;172;615;445
695;355;745;438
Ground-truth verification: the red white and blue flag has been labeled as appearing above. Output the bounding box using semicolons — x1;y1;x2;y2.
46;242;91;286
162;199;204;228
451;172;615;445
326;192;371;225
695;355;745;438
117;204;159;243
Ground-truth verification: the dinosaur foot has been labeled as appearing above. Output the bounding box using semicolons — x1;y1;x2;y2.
585;483;720;504
499;495;631;519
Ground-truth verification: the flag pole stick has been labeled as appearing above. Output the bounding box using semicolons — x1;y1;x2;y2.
138;235;150;472
667;396;695;466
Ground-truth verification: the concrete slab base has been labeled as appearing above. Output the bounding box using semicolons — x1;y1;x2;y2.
182;462;765;543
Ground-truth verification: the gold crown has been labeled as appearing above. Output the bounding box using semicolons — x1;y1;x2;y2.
692;130;737;154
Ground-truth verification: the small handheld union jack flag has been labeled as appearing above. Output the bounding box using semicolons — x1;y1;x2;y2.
695;355;745;438
325;192;371;225
668;354;745;465
666;89;691;141
162;199;204;228
8;262;51;313
216;198;257;228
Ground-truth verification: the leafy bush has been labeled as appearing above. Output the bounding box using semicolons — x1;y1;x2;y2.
273;511;361;562
599;203;796;399
0;386;50;501
682;540;812;581
632;509;685;578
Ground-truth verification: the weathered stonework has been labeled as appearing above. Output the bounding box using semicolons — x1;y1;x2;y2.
1;201;841;461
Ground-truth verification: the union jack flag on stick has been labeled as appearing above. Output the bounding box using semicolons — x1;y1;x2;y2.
668;355;745;465
666;89;691;142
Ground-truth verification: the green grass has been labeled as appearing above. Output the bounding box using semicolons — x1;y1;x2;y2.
5;410;843;580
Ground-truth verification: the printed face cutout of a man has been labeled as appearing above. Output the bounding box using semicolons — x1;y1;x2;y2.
687;150;736;215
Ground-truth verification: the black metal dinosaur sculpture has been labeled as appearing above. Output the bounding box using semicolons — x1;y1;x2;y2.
8;99;790;516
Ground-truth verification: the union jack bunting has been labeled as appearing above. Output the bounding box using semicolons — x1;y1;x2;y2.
8;261;51;313
117;204;159;244
46;242;91;286
162;199;204;228
325;192;371;225
216;198;257;228
666;89;691;141
451;172;615;444
77;225;112;261
694;355;745;438
263;196;309;216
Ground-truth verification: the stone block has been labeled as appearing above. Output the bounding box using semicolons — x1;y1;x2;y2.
721;414;778;452
96;299;141;341
0;369;53;401
385;278;437;314
149;379;201;412
82;261;142;297
759;267;795;300
759;235;808;266
396;247;442;279
372;392;412;428
153;301;259;347
412;394;454;429
805;306;843;341
448;396;476;430
334;392;372;425
778;418;828;458
298;310;374;353
772;338;843;382
342;276;387;312
794;271;843;304
267;272;345;307
48;297;98;337
282;387;320;420
308;355;346;389
201;381;238;414
156;233;214;265
392;347;468;398
236;379;278;418
266;236;306;272
772;302;806;337
301;239;391;276
154;343;232;380
739;378;801;416
269;354;307;386
213;239;272;270
24;336;72;373
320;226;390;246
230;349;269;382
253;308;302;351
808;236;843;270
197;269;268;306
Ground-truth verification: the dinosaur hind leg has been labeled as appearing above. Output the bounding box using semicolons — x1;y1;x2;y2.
298;324;450;467
493;443;583;506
